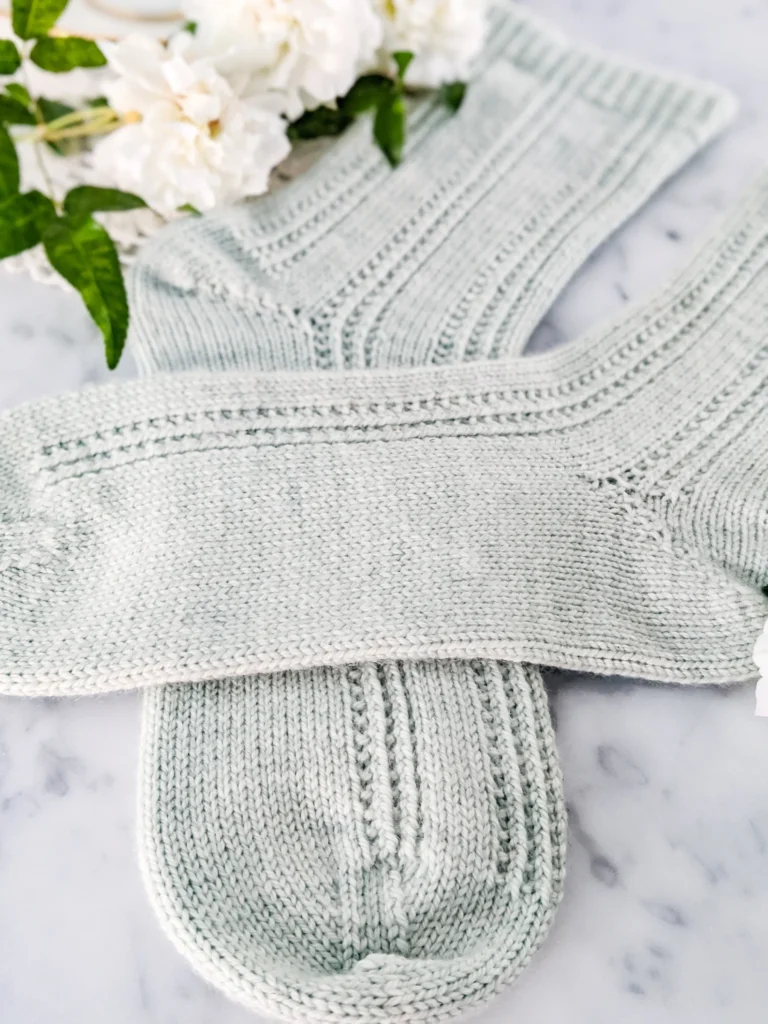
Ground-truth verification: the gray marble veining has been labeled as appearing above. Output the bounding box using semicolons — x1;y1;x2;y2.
1;2;767;1021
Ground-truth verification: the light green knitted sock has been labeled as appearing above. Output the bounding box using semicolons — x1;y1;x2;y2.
133;226;568;1018
131;1;734;375
130;13;579;1022
3;175;767;692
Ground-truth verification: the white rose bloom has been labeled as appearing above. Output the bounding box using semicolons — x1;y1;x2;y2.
755;620;768;717
92;33;290;217
373;0;489;88
183;0;383;119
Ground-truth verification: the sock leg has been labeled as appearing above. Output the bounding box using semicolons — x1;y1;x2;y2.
140;661;565;1023
129;4;734;375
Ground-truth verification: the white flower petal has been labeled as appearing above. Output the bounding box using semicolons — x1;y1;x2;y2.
181;91;224;125
183;0;383;113
373;0;489;88
163;55;201;96
95;32;291;216
106;37;168;92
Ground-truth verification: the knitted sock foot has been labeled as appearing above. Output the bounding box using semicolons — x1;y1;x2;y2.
141;662;565;1024
129;2;734;375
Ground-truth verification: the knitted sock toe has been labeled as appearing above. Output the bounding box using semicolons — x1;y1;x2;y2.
129;2;734;375
140;662;565;1024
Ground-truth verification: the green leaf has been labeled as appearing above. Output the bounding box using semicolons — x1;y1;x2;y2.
12;0;69;40
392;51;414;82
182;19;198;34
37;96;75;123
0;40;22;75
0;124;19;200
288;105;352;141
178;203;201;215
0;189;56;258
87;95;109;108
340;74;394;116
30;36;107;73
63;185;146;218
4;84;32;107
0;92;36;126
43;215;129;369
441;81;467;113
374;92;406;168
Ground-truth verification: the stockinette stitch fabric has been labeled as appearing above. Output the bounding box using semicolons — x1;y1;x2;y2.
142;663;565;1024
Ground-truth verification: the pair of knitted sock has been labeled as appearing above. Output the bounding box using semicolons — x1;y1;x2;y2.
0;4;755;1023
122;6;740;1023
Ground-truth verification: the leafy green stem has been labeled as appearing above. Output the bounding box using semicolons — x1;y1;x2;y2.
19;62;57;205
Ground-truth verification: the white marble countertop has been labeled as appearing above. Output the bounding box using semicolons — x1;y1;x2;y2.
1;2;767;1022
